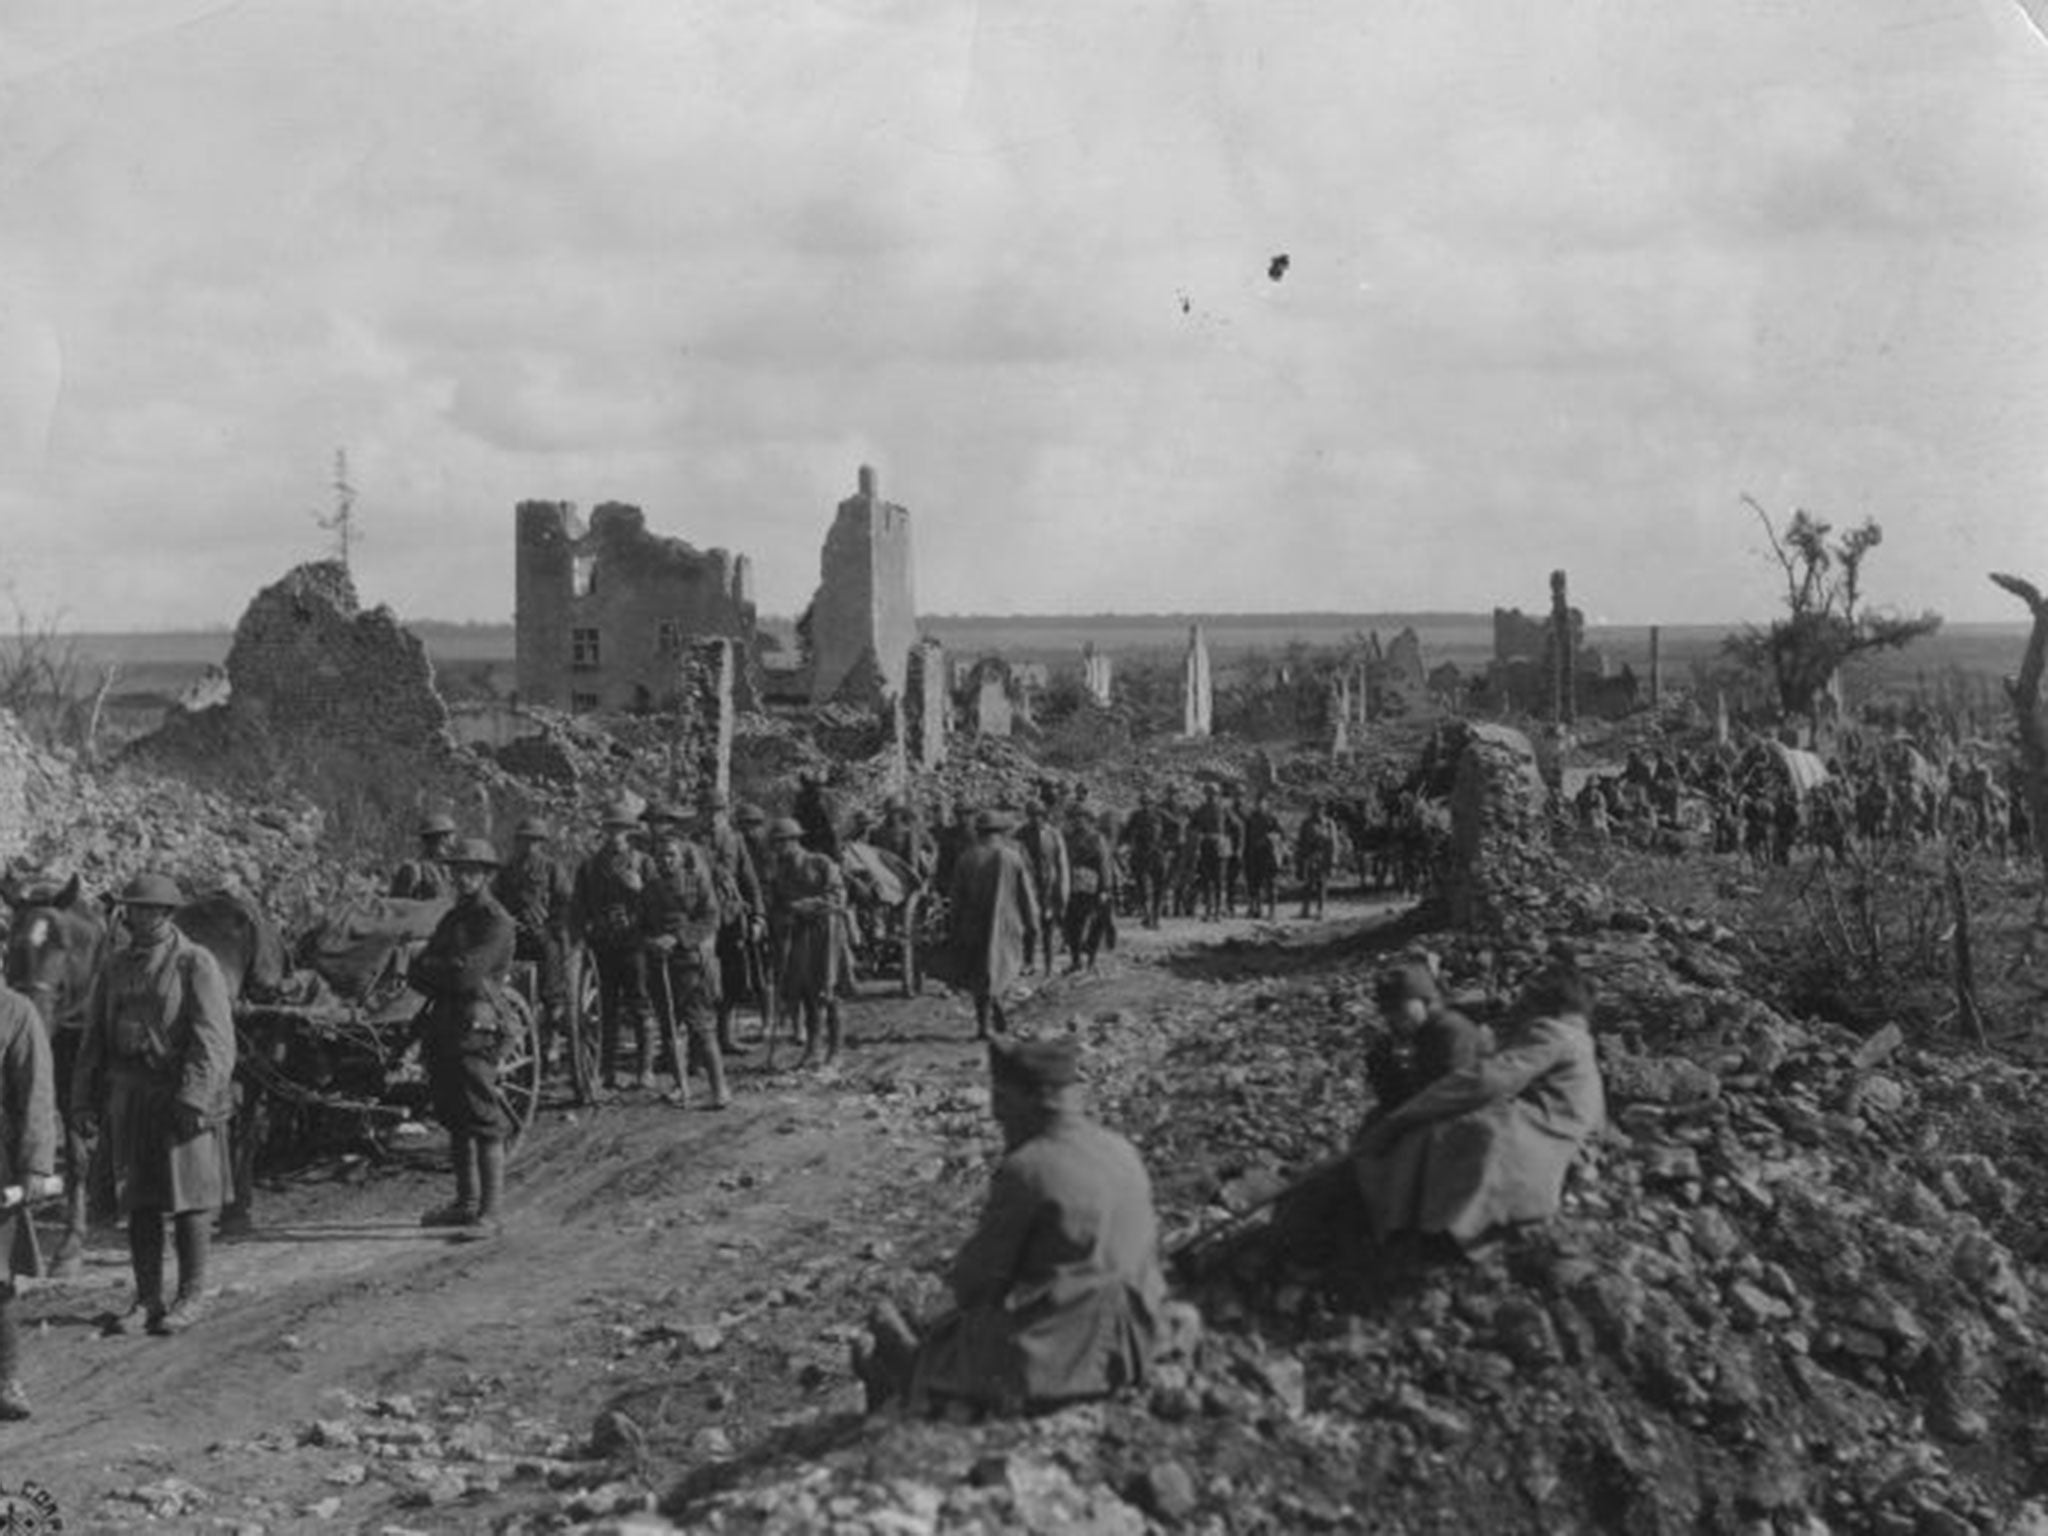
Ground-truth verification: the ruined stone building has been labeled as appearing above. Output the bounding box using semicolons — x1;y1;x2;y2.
515;501;755;713
804;466;917;707
1483;576;1640;720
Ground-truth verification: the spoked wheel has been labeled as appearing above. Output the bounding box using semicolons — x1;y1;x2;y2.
563;942;602;1107
493;990;543;1152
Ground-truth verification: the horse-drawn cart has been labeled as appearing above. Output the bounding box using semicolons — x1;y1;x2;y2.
232;897;561;1163
838;840;946;997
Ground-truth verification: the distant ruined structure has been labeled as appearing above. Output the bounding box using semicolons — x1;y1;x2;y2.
515;501;756;714
1182;625;1213;738
805;466;917;709
1484;570;1639;720
1081;644;1113;707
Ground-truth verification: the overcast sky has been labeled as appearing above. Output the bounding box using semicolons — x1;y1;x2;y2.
4;0;2046;631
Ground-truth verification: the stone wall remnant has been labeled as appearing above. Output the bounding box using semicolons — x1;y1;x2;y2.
1182;625;1213;738
1081;644;1113;707
1382;628;1429;713
1442;722;1552;933
905;638;949;770
228;562;452;749
515;500;755;713
807;466;918;708
674;638;737;801
968;658;1014;738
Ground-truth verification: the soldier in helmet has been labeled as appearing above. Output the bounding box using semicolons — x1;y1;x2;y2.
0;966;57;1416
409;839;518;1240
640;815;732;1109
573;796;655;1094
391;811;458;901
73;872;237;1336
697;788;763;1060
494;816;575;1082
762;818;847;1066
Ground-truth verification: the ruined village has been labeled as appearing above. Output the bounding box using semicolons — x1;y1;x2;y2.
0;448;2044;1536
7;6;2048;1536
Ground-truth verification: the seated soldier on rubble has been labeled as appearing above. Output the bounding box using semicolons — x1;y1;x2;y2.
1362;961;1490;1123
851;1035;1166;1417
1352;965;1604;1254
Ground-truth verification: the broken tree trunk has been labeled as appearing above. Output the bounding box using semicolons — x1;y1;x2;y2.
1991;573;2048;884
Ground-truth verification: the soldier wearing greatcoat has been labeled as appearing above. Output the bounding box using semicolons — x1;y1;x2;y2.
574;797;655;1092
640;826;732;1109
0;976;56;1416
494;816;574;1076
409;839;517;1239
763;818;848;1066
697;789;763;1060
74;872;236;1336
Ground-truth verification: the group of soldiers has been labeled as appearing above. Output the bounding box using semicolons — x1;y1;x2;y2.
1570;740;2035;865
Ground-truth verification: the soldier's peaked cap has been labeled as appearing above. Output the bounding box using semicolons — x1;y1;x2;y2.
418;812;457;837
514;816;552;840
974;808;1014;833
767;817;805;842
447;837;502;869
117;871;184;908
644;800;693;825
601;796;642;827
735;802;767;826
1375;961;1440;1007
988;1034;1081;1091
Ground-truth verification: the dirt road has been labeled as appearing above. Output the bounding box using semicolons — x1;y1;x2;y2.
3;896;1405;1533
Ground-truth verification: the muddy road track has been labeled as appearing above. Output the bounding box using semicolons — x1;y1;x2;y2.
4;896;1409;1533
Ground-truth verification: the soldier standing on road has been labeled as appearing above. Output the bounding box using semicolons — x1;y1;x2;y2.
1189;784;1232;923
1062;806;1120;972
1295;801;1336;919
1015;798;1069;976
947;809;1039;1040
0;974;57;1417
1241;792;1283;922
1121;794;1168;931
73;872;237;1336
699;790;764;1060
641;825;733;1109
409;839;517;1241
574;797;655;1094
494;817;574;1078
763;819;848;1067
390;811;457;901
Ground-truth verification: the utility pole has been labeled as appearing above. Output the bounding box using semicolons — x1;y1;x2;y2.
316;447;357;570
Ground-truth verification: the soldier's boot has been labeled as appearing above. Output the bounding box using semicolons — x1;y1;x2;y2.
717;1005;751;1056
633;1030;657;1093
701;1032;732;1109
820;1005;843;1068
103;1211;167;1335
422;1135;478;1228
153;1212;212;1335
794;1009;819;1069
0;1287;26;1419
457;1140;505;1242
598;1013;622;1092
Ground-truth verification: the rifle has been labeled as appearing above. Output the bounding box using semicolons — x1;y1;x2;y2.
1165;1154;1349;1280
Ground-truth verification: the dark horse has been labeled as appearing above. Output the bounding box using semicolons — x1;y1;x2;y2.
1;872;107;1273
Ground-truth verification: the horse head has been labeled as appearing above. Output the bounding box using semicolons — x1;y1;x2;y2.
3;872;106;1032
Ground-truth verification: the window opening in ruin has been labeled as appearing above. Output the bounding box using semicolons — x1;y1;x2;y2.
571;691;600;713
657;620;683;658
632;684;653;715
571;627;601;671
573;554;597;597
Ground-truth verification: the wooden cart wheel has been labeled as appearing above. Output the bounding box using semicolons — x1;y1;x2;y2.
493;990;543;1151
563;942;602;1107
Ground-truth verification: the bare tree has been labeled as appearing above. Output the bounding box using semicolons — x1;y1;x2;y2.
1991;572;2047;882
314;446;358;570
1724;495;1942;728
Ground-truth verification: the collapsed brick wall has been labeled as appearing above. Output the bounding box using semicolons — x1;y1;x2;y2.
1442;722;1555;932
0;709;48;857
515;500;756;713
673;639;736;801
226;562;451;748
